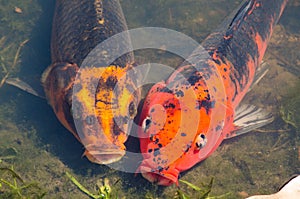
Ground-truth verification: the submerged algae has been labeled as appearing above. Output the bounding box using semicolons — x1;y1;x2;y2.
280;80;300;130
0;166;46;198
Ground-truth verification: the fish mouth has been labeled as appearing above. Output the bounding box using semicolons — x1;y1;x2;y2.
84;149;125;165
139;165;179;186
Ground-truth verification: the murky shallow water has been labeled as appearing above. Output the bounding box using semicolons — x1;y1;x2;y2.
0;0;299;198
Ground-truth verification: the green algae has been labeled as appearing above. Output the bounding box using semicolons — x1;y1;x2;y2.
0;147;17;162
0;38;28;89
66;172;115;199
280;80;300;130
0;166;47;198
176;178;232;199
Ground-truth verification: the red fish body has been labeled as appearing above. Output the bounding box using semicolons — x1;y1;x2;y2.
138;0;288;186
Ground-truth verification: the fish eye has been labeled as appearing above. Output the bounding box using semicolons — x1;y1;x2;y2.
128;101;136;117
142;116;151;132
195;134;207;149
85;115;96;125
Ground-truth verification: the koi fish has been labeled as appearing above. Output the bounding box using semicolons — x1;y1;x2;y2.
138;0;288;185
41;0;141;164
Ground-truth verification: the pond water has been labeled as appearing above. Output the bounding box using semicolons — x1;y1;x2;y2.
0;0;299;198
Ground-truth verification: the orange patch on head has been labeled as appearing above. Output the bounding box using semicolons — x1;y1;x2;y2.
72;64;140;164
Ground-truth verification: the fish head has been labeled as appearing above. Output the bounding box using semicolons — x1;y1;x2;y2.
138;79;215;185
139;160;180;186
138;81;200;185
72;64;140;164
138;83;181;185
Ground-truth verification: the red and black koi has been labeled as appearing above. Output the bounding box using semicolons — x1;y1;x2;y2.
138;0;288;186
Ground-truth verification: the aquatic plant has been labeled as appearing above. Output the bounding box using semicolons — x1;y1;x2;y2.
175;178;231;199
280;93;300;130
0;165;47;198
0;37;28;89
0;147;18;163
66;171;117;199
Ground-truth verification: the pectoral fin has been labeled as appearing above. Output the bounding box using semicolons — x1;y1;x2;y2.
5;77;45;99
225;104;273;139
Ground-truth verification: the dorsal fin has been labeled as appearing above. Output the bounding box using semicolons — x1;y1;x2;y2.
226;0;253;36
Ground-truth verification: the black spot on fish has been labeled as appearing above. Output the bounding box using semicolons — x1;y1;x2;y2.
158;143;163;148
161;160;168;165
196;99;215;114
229;75;239;102
113;121;122;136
157;166;163;172
128;102;136;117
215;125;222;131
175;90;184;97
123;116;129;124
85;115;96;125
153;148;160;157
213;58;221;65
181;132;187;137
160;87;173;93
185;144;191;153
148;149;153;153
205;94;211;101
187;74;202;86
164;103;175;109
106;75;118;89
